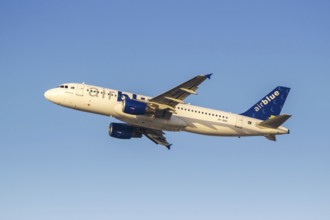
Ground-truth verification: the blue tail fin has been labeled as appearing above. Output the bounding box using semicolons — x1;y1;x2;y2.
240;86;291;120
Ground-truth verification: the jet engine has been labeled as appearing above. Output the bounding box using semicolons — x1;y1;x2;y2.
109;123;142;139
122;99;154;115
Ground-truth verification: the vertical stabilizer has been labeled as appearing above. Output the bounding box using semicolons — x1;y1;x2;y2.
241;86;290;120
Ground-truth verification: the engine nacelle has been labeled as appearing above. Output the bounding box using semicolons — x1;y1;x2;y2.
122;99;153;115
109;123;142;139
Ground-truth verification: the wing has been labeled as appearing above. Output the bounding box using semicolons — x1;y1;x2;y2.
142;129;172;150
147;74;212;117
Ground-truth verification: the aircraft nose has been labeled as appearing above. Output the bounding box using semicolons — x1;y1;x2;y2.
44;90;52;101
44;89;60;103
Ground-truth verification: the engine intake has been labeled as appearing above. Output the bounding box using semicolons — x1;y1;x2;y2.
109;123;142;139
122;99;153;115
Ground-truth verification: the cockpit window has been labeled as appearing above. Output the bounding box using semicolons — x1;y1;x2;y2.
57;84;69;89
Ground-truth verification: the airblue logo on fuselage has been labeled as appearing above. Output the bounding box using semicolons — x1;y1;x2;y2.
254;90;280;112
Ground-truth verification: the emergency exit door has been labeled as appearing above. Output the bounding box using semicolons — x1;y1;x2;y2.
76;84;85;96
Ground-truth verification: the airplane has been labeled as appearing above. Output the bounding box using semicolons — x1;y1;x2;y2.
44;74;291;149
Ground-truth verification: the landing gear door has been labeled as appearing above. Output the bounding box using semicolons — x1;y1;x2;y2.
235;115;243;129
76;84;85;96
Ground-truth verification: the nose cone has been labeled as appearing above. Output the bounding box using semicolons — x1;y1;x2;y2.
44;90;52;100
44;88;61;104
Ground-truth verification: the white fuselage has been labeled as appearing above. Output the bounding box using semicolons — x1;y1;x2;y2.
44;83;289;137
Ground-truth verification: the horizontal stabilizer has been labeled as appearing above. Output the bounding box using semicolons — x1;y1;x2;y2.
265;134;276;141
258;114;292;129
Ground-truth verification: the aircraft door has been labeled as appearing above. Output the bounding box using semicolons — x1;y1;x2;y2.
235;115;243;129
76;84;85;96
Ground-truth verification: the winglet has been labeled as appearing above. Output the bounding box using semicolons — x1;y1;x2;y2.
205;73;213;79
166;144;172;150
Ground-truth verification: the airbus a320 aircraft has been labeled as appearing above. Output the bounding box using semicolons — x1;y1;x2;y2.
44;74;291;149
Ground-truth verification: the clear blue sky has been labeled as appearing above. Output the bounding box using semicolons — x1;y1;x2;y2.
1;1;329;219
